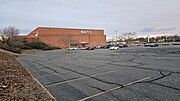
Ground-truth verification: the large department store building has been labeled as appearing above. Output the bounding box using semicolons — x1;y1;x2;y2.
21;27;106;48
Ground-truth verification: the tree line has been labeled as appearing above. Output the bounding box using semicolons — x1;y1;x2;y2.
109;32;180;43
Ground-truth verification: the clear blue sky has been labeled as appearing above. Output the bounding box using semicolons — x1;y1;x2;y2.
1;0;180;36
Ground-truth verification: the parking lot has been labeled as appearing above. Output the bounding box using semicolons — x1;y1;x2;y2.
18;46;180;101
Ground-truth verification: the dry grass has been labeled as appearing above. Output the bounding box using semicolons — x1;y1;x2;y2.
0;51;55;101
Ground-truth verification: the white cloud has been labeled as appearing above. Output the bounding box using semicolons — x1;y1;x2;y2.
0;0;180;36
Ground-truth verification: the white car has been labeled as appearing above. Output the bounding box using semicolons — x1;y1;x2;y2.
109;46;119;50
68;47;78;50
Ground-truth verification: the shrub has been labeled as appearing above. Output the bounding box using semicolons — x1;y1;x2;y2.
51;46;61;49
1;43;21;53
21;41;57;51
21;44;30;49
0;43;10;50
42;46;54;50
8;40;23;47
10;47;21;53
0;41;3;48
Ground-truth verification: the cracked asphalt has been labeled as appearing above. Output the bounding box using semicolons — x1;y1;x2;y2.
17;46;180;101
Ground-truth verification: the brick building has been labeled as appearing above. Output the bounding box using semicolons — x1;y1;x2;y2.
25;27;106;48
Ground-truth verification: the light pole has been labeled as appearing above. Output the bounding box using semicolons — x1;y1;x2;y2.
147;35;150;43
115;30;118;45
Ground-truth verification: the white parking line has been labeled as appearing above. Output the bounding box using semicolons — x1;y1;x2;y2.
46;70;117;87
78;76;151;101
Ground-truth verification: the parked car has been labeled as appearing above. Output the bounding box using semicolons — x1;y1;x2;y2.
118;44;128;48
109;46;119;50
106;44;114;49
122;44;128;47
85;47;96;50
118;44;123;48
68;47;78;50
144;43;158;47
78;47;87;50
95;46;102;49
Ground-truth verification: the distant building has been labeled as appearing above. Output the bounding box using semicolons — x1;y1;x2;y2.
17;27;106;48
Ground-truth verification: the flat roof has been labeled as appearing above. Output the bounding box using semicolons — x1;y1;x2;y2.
37;27;104;31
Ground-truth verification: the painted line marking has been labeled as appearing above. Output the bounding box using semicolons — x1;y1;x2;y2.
78;76;151;101
45;70;117;87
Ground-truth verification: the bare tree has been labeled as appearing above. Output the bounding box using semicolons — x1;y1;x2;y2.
0;26;20;44
118;32;137;44
60;32;79;52
107;36;116;42
60;33;71;49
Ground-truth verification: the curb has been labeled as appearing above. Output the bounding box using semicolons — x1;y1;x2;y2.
17;58;56;101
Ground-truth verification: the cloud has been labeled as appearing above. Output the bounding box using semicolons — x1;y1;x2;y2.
156;27;176;32
1;0;180;36
139;27;177;33
140;27;155;32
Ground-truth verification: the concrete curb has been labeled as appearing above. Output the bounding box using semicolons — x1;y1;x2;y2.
0;49;22;56
16;58;56;101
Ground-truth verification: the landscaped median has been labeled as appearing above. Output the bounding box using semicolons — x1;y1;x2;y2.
0;51;55;100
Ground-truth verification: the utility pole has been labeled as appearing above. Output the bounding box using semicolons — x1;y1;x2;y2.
147;35;150;43
115;30;118;45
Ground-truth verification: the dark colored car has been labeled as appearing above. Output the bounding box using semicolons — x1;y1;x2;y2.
144;43;159;47
118;44;128;48
85;47;96;50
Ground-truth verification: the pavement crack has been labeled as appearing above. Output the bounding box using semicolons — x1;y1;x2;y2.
109;63;180;74
35;62;58;73
80;77;151;101
137;71;180;91
149;82;180;91
59;66;124;87
140;71;172;83
89;86;106;92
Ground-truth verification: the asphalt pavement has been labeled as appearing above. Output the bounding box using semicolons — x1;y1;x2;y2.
17;46;180;101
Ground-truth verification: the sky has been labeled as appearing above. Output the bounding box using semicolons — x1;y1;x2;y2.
1;0;180;37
